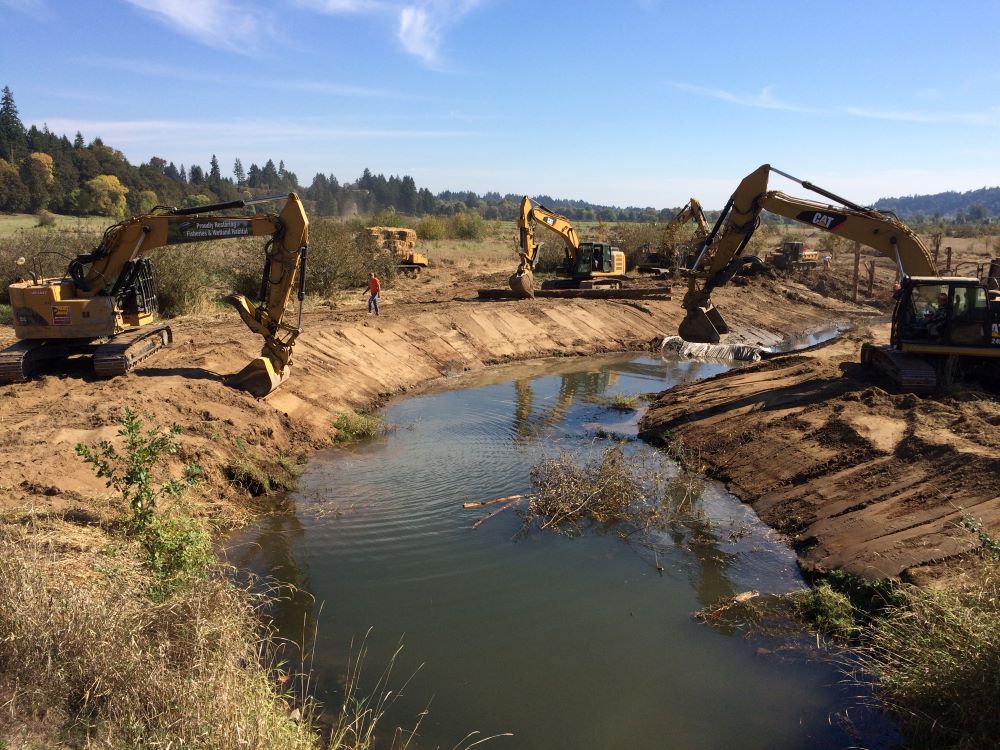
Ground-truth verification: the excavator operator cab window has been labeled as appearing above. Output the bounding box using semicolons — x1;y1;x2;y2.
899;282;988;346
899;284;949;341
948;283;988;345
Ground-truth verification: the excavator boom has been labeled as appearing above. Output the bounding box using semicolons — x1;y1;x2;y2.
679;165;937;343
509;196;580;297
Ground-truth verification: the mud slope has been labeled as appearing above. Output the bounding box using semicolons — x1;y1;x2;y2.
0;284;859;527
639;327;1000;581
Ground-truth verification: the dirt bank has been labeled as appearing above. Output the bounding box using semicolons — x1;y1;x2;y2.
639;325;1000;582
0;273;865;540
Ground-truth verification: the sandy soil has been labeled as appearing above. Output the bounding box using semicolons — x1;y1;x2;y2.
639;325;1000;582
1;251;995;586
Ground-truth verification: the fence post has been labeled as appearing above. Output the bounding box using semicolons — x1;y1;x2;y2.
852;241;860;303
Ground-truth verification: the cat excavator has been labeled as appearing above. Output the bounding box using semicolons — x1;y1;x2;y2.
678;164;1000;390
509;196;626;298
636;197;711;276
2;193;309;397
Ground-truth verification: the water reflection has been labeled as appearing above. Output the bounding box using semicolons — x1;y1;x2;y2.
228;353;897;750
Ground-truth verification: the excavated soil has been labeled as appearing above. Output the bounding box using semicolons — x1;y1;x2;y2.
639;325;1000;582
3;258;996;585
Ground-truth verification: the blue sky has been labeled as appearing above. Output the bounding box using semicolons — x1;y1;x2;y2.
2;0;999;208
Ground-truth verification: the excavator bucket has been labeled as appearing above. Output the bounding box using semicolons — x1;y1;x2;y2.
509;268;535;299
678;306;729;344
226;357;290;398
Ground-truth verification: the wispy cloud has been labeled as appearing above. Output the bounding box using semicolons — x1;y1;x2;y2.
298;0;482;69
0;0;48;19
667;82;819;113
843;106;1000;127
295;0;387;11
670;80;1000;129
75;55;414;99
122;0;272;55
37;117;480;145
396;0;480;69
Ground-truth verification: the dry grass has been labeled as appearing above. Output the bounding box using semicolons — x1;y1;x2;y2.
854;560;1000;750
0;536;318;750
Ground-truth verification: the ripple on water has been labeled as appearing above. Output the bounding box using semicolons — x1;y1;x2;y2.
230;352;899;750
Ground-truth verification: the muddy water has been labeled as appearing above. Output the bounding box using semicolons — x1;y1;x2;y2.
229;354;897;750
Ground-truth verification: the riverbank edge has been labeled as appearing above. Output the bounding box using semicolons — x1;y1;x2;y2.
0;289;869;747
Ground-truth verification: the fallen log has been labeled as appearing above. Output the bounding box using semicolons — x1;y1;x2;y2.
463;493;524;509
472;498;526;529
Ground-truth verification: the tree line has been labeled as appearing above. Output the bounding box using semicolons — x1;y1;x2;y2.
0;85;696;223
10;83;998;226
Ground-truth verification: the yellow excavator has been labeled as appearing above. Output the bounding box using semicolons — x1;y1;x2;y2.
3;193;309;397
678;164;1000;390
509;196;626;298
637;198;711;277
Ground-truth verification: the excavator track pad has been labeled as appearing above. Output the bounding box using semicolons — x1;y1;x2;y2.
93;325;173;378
508;269;535;299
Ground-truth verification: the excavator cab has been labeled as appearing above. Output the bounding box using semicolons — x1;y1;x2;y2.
569;242;616;277
893;278;999;350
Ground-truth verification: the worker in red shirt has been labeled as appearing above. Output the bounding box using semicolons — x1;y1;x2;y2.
363;272;381;315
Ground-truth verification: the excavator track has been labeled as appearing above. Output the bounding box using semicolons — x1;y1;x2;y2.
93;325;173;379
0;340;48;383
860;343;937;392
0;339;86;384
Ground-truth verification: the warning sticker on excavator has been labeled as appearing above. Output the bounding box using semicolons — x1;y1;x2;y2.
52;304;71;325
167;219;254;244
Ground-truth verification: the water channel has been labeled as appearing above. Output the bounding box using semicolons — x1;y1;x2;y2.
228;352;898;750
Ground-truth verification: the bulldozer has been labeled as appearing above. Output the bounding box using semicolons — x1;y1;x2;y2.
766;240;819;271
3;194;309;397
367;226;429;275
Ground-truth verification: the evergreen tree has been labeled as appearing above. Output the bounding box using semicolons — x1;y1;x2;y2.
189;164;204;184
0;86;26;162
179;164;187;183
247;162;261;188
209;154;221;185
233;157;245;185
261;159;279;188
73;131;84;149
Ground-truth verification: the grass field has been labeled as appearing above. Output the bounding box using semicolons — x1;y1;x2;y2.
0;213;110;238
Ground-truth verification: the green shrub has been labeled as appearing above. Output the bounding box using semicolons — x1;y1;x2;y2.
152;244;220;316
448;211;484;240
416;215;446;240
75;408;207;598
333;411;387;443
791;581;858;638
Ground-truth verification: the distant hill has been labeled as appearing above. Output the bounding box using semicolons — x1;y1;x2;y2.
874;186;1000;222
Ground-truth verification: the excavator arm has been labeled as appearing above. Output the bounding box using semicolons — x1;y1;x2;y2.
678;165;938;343
671;198;710;237
509;196;580;297
66;194;309;396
